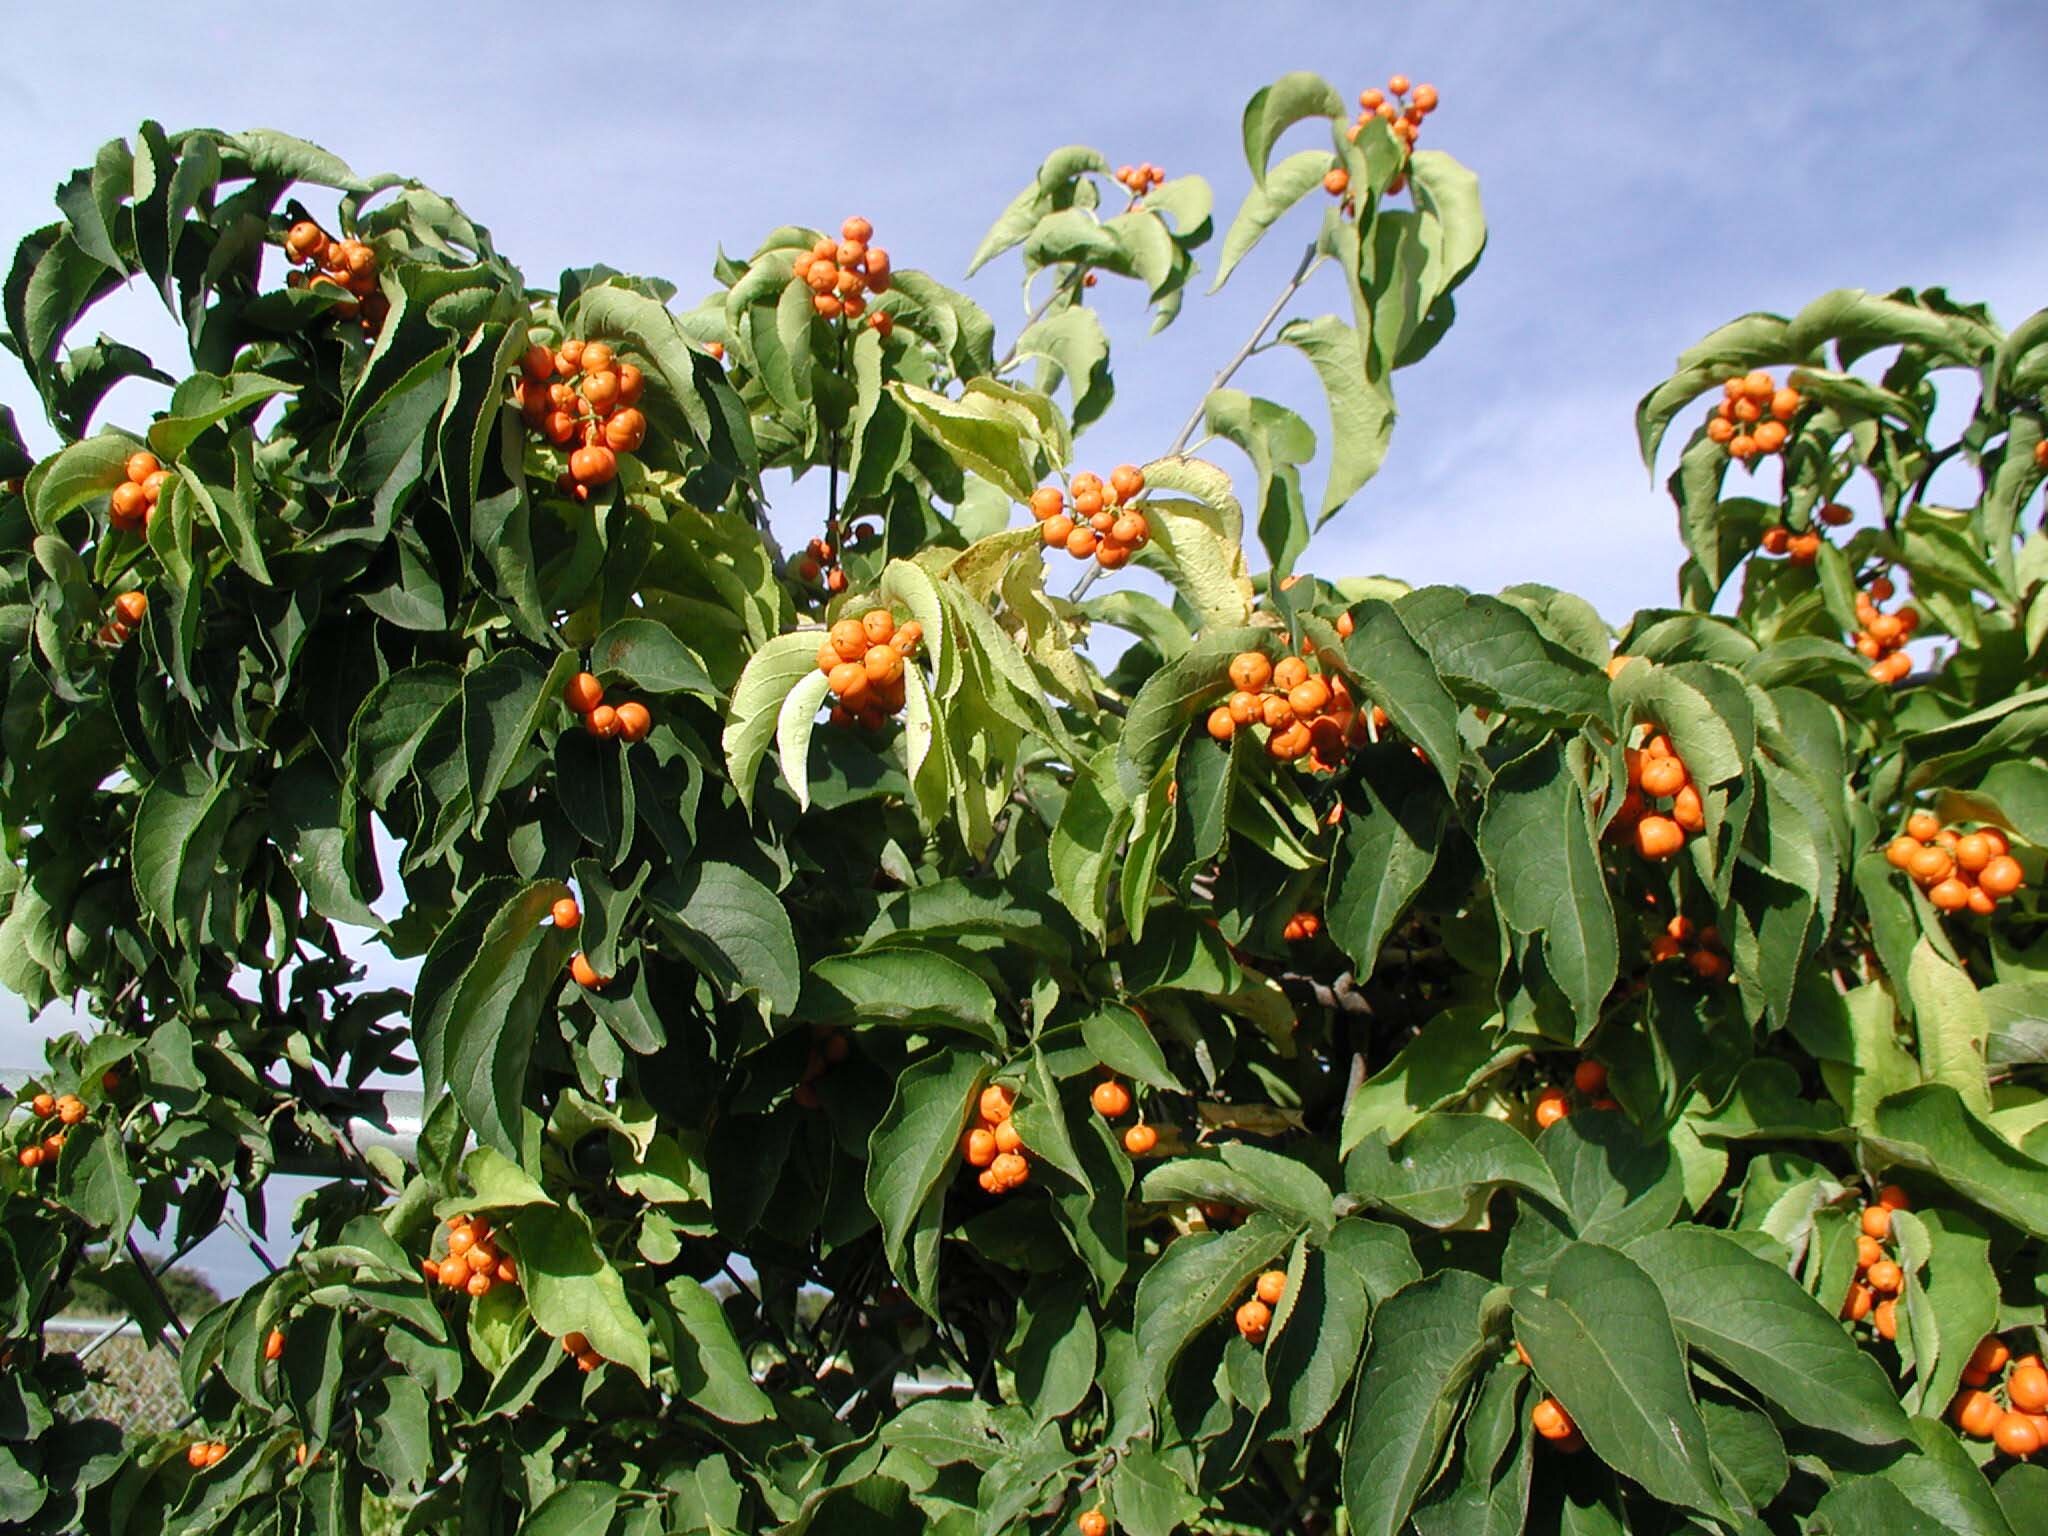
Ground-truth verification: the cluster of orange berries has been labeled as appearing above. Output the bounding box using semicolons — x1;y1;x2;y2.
558;1329;605;1375
1281;910;1322;943
1328;75;1438;198
1705;372;1802;460
1757;525;1823;565
1532;1059;1618;1130
1207;650;1365;769
1840;1185;1913;1340
1030;466;1150;570
420;1213;518;1299
513;339;648;500
108;450;171;533
14;1089;86;1169
1090;1075;1157;1156
94;589;148;649
1608;727;1704;862
562;670;651;743
1233;1268;1288;1344
283;220;386;331
184;1439;232;1470
1883;810;2024;915
793;1027;849;1110
1649;915;1730;982
1953;1335;2048;1459
962;1085;1031;1194
795;533;850;594
818;608;921;731
793;217;893;334
1852;576;1919;685
1113;163;1166;196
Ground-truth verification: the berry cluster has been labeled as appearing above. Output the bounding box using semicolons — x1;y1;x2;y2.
1609;728;1704;861
1208;650;1365;769
1853;576;1919;685
1839;1185;1913;1340
796;534;850;594
1952;1335;2048;1459
1649;915;1730;982
14;1089;84;1169
1339;76;1438;195
1281;910;1322;943
1705;372;1801;460
558;1330;605;1375
961;1085;1030;1194
1030;465;1150;570
1233;1268;1288;1344
818;609;921;731
793;217;892;332
1532;1059;1618;1130
793;1027;849;1110
514;339;648;500
283;220;386;332
1884;810;2025;914
1757;525;1822;565
109;450;170;533
185;1440;231;1470
1113;163;1166;197
420;1213;518;1299
562;670;652;743
95;590;147;649
1088;1075;1156;1155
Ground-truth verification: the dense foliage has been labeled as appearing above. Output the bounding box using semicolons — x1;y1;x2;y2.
2;68;2046;1535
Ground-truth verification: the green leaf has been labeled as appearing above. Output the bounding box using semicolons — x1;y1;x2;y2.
1344;1113;1565;1228
415;878;575;1157
1117;625;1264;800
1406;149;1488;295
588;616;718;699
1513;1242;1733;1522
1241;71;1345;185
1340;1006;1522;1155
1080;1002;1179;1093
1277;314;1393;518
52;1122;138;1245
801;946;1000;1045
1140;1144;1334;1236
1334;600;1461;793
1398;586;1611;726
461;649;553;830
1212;151;1328;292
1259;1240;1372;1441
1051;745;1131;935
522;1481;620;1536
1477;740;1618;1037
893;381;1038;502
130;762;241;947
512;1204;651;1385
1340;1267;1503;1536
1907;939;1992;1116
666;1278;773;1423
146;371;296;460
659;859;800;1021
1132;1214;1296;1405
1010;1276;1097;1426
774;668;833;810
1865;1084;2048;1237
1625;1226;1911;1444
1325;747;1445;982
723;632;828;810
866;1050;986;1314
25;432;132;532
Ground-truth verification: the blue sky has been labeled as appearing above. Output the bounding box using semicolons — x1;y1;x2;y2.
3;2;2042;1285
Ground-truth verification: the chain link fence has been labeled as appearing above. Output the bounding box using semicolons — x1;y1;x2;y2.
46;1319;187;1433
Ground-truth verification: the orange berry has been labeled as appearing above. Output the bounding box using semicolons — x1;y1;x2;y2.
1235;1298;1271;1342
1671;784;1706;833
1227;690;1261;726
1639;755;1687;797
1255;1269;1286;1305
1906;810;1940;841
1029;487;1065;521
827;662;869;704
438;1255;470;1288
813;292;843;319
602;408;648;453
2012;1363;2048;1415
1533;1087;1571;1129
563;668;606;712
1865;1259;1902;1294
1532;1397;1576;1440
1573;1061;1607;1096
551;897;581;930
891;621;923;655
993;1119;1023;1154
586;703;619;738
114;587;148;624
1875;1184;1911;1211
1979;856;2023;898
578;342;614;375
1874;1299;1898;1340
1754;420;1789;454
1634;815;1686;861
990;1151;1028;1188
1090;1080;1132;1119
1412;83;1438;111
979;1085;1013;1124
1842;1282;1874;1321
1228;652;1273;693
1770;387;1802;421
613;701;651;742
1860;1205;1892;1239
1261;695;1295;731
264;1328;286;1361
1323;166;1350;196
1080;1511;1109;1536
963;1127;997;1167
1041;513;1076;548
570;953;604;989
1387;73;1411;95
1929;878;1971;912
125;451;161;484
1956;1388;2003;1439
1855;1234;1883;1269
1994;1411;2042;1457
1123;1123;1158;1155
1273;656;1309;691
1110;464;1145;500
1267;721;1313;760
1065;525;1098;559
842;216;874;244
864;644;904;686
1206;706;1236;741
1969;1337;2012;1376
29;1092;55;1118
1743;371;1775;401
